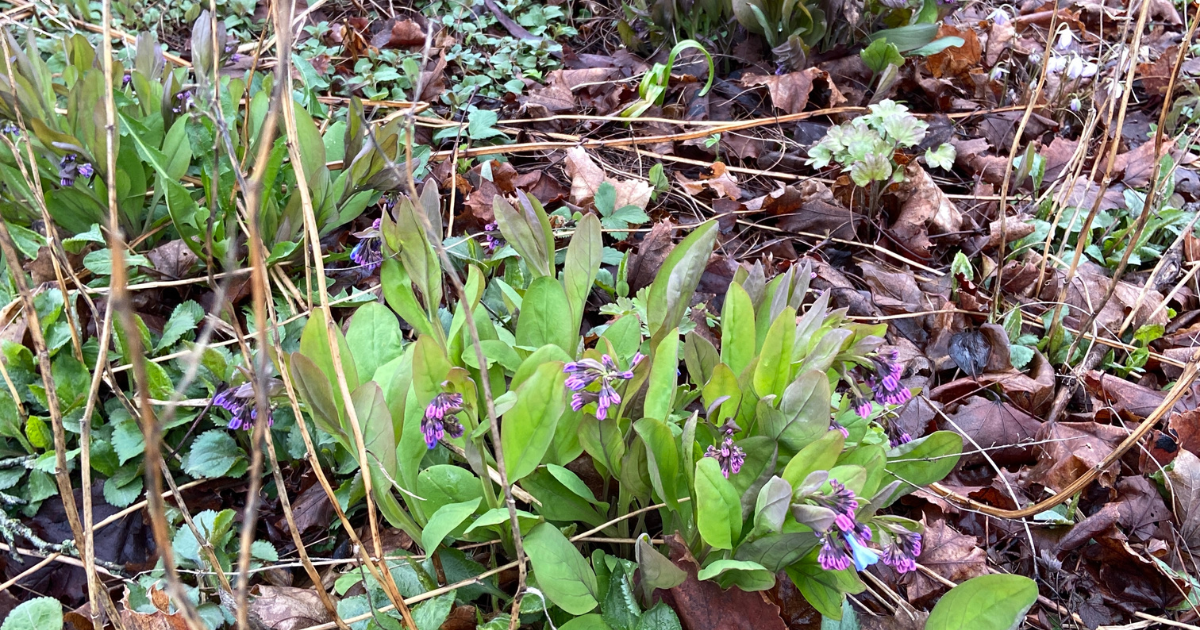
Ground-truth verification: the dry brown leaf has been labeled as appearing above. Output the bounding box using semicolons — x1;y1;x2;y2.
675;162;742;200
119;586;187;630
926;24;981;78
889;163;963;259
1168;449;1200;547
985;20;1015;67
1027;421;1126;492
564;147;653;209
248;586;335;630
904;517;988;602
741;68;828;114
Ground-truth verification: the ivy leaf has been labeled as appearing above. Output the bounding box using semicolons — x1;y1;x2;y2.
925;143;957;170
183;430;246;479
859;38;904;74
156;300;204;352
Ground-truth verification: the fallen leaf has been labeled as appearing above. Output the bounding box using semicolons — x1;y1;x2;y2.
903;517;987;602
277;480;334;535
627;220;676;294
1027;421;1126;493
746;181;858;240
889;163;963;260
369;19;425;49
741;68;829;114
925;25;981;78
248;586;335;630
564;147;652;209
119;586;187;630
1168;449;1200;548
675;162;742;200
146;240;199;281
651;533;788;630
944;397;1042;468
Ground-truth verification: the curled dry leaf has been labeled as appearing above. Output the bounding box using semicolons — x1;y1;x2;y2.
563;147;652;209
746;180;858;241
903;517;988;602
741;67;829;114
889;163;963;260
119;586;187;630
1168;449;1200;548
248;585;335;630
1027;421;1127;492
675;162;742;200
925;24;981;79
944;396;1042;468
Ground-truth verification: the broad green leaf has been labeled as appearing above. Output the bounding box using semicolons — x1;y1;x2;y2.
522;468;607;527
413;592;455;630
753;476;792;536
601;316;642;363
753;307;797;399
299;309;360;397
646;221;717;347
860;38;904;73
381;259;436;339
778;370;833;453
786;550;865;619
695;457;743;550
0;597;61;630
733;532;819;572
643;331;678;421
781;430;845;489
421;498;482;552
184;430;245;479
516;276;575;355
417;465;485;517
634;418;681;511
926;575;1038;630
354;380;396;481
881;431;962;506
494;192;554;278
462;507;539;538
290;352;350;448
155;300;203;352
721;283;755;376
564;213;603;335
502;361;568;481
868;24;939;52
926;143;957;170
346;302;404;384
561;615;613;630
696;559;775;591
636;536;687;592
524;522;599;615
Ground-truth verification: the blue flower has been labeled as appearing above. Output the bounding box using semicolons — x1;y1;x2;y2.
845;532;880;571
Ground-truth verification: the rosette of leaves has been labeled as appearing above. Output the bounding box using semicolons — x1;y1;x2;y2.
807;99;955;186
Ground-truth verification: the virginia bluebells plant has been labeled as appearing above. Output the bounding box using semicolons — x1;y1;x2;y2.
213;381;277;430
58;154;94;187
482;222;502;252
564;353;642;420
423;392;465;449
869;349;911;406
877;521;922;574
704;422;746;478
349;218;383;273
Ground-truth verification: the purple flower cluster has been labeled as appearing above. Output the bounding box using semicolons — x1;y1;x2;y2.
482;222;503;252
349;218;383;273
849;349;912;420
564;354;642;420
879;525;922;574
422;392;465;449
172;90;194;114
704;425;746;478
58;154;94;187
1;122;18;136
213;382;274;431
122;73;132;87
814;482;877;572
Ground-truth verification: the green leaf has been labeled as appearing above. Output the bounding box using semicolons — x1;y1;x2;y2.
696;559;775;591
156;300;203;352
781;430;845;489
561;616;613;630
184;430;246;479
821;600;860;630
849;154;893;186
786;550;865;619
636;602;683;630
413;592;456;630
733;532;819;572
634;418;681;511
926;143;957;171
502;361;568;481
644;332;678;421
646;221;718;347
859;38;904;74
525;522;600;615
564;213;603;338
421;498;482;552
417;465;485;517
0;596;61;630
602;564;642;630
516;277;576;355
346;302;405;385
494;192;555;278
910;36;966;57
299;308;360;401
547;464;604;505
636;536;687;592
721;282;756;377
462;507;539;538
753;476;792;536
926;575;1038;630
753;306;796;399
24;417;51;450
695;457;743;550
881;431;962;505
868;24;939;53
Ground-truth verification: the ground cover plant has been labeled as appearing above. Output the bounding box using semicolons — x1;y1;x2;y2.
0;0;1195;626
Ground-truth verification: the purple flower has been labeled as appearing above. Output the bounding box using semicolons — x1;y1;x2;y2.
349;218;383;273
122;73;132;87
818;530;852;571
880;527;922;574
563;353;639;420
213;381;277;431
830;417;849;438
77;162;94;179
852;394;872;420
172;90;194;114
869;350;910;406
2;122;19;135
704;426;746;478
422;392;465;449
482;222;503;252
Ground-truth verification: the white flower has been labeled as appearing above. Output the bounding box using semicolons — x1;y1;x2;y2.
989;8;1010;24
989;65;1008;81
1055;28;1073;51
1047;54;1067;74
1069;97;1081;111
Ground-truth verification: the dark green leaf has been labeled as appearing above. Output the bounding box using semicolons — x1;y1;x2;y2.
525;522;599;615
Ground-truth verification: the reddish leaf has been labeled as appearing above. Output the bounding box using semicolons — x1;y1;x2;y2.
902;517;987;602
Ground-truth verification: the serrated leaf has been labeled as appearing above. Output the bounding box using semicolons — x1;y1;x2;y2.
156;300;204;351
184;430;246;479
